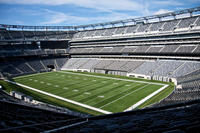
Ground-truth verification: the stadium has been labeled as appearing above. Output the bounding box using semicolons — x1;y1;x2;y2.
0;4;200;132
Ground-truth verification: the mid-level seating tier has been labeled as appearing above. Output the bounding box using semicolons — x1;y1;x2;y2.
69;44;200;55
62;58;200;78
0;30;72;41
0;47;67;57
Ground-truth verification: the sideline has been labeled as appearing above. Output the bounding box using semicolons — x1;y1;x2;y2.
58;71;167;86
124;84;169;111
100;84;150;109
5;79;112;114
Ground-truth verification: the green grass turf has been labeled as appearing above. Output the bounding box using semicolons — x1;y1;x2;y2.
0;79;103;115
135;85;175;109
1;71;173;115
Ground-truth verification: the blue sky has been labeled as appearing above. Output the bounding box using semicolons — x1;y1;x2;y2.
0;0;199;26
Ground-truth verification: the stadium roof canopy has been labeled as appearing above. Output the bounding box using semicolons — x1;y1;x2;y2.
0;6;200;31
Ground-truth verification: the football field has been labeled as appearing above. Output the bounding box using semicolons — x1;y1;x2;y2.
12;71;169;114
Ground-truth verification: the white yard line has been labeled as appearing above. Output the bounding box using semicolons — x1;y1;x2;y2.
11;71;169;113
58;71;166;86
124;85;169;111
5;80;112;114
100;84;151;109
14;71;167;86
93;83;142;106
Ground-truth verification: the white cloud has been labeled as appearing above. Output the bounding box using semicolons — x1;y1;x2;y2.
41;9;71;25
141;1;151;16
154;9;171;15
39;9;136;25
1;0;193;26
0;0;143;12
153;0;183;6
14;20;24;25
40;9;96;25
189;0;200;3
0;0;67;5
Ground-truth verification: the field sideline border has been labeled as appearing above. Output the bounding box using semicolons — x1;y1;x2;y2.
99;84;150;109
58;71;167;86
14;71;168;86
124;84;169;111
58;72;169;112
5;79;112;114
11;71;169;114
